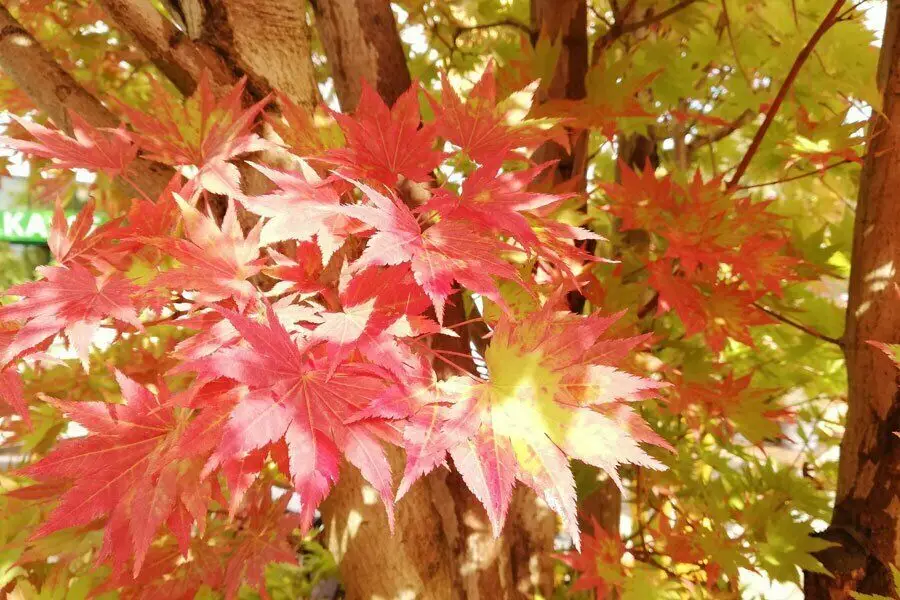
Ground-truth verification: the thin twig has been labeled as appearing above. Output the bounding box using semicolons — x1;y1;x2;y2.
452;19;533;46
592;0;699;63
736;157;861;189
837;0;873;22
687;109;755;150
726;0;847;191
617;0;695;36
754;302;844;347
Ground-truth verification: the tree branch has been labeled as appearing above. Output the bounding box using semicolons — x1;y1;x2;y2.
97;0;234;97
726;0;847;191
736;156;861;189
687;109;755;150
754;302;844;347
452;19;533;46
0;5;118;130
592;0;699;61
619;0;698;36
0;3;172;197
719;0;754;91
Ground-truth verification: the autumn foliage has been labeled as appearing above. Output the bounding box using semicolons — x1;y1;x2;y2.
0;70;686;594
0;0;884;597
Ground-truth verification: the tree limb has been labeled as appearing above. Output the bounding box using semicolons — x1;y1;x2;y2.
0;5;118;130
687;109;755;149
97;0;234;97
736;156;861;190
452;19;533;47
726;0;847;191
0;3;172;197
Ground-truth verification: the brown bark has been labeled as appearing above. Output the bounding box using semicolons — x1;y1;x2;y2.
0;4;171;197
804;4;900;598
310;0;411;112
531;0;589;189
312;3;559;596
97;0;233;97
162;0;319;108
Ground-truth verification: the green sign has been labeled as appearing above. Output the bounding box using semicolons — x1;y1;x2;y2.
0;210;105;244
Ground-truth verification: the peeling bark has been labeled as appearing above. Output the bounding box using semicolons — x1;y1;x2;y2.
804;4;900;598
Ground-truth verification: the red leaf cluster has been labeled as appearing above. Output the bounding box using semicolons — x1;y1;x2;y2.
0;73;668;593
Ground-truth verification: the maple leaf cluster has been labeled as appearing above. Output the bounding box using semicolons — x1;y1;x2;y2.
0;70;669;594
603;164;803;351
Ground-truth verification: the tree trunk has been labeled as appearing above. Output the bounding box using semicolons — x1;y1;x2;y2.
97;0;234;98
530;0;628;540
310;0;411;112
804;4;900;597
166;0;319;108
312;3;560;595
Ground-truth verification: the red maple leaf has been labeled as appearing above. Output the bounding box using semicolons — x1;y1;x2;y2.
312;264;437;375
558;516;627;597
97;481;296;600
23;372;207;577
97;180;182;271
264;243;325;295
340;177;521;322
268;91;336;156
238;161;350;261
221;489;301;598
607;165;800;288
0;264;142;368
48;200;110;267
120;75;271;196
0;113;137;177
421;159;561;247
0;366;26;425
649;261;773;351
173;295;318;362
149;195;265;309
185;305;400;529
429;63;563;162
327;80;443;185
